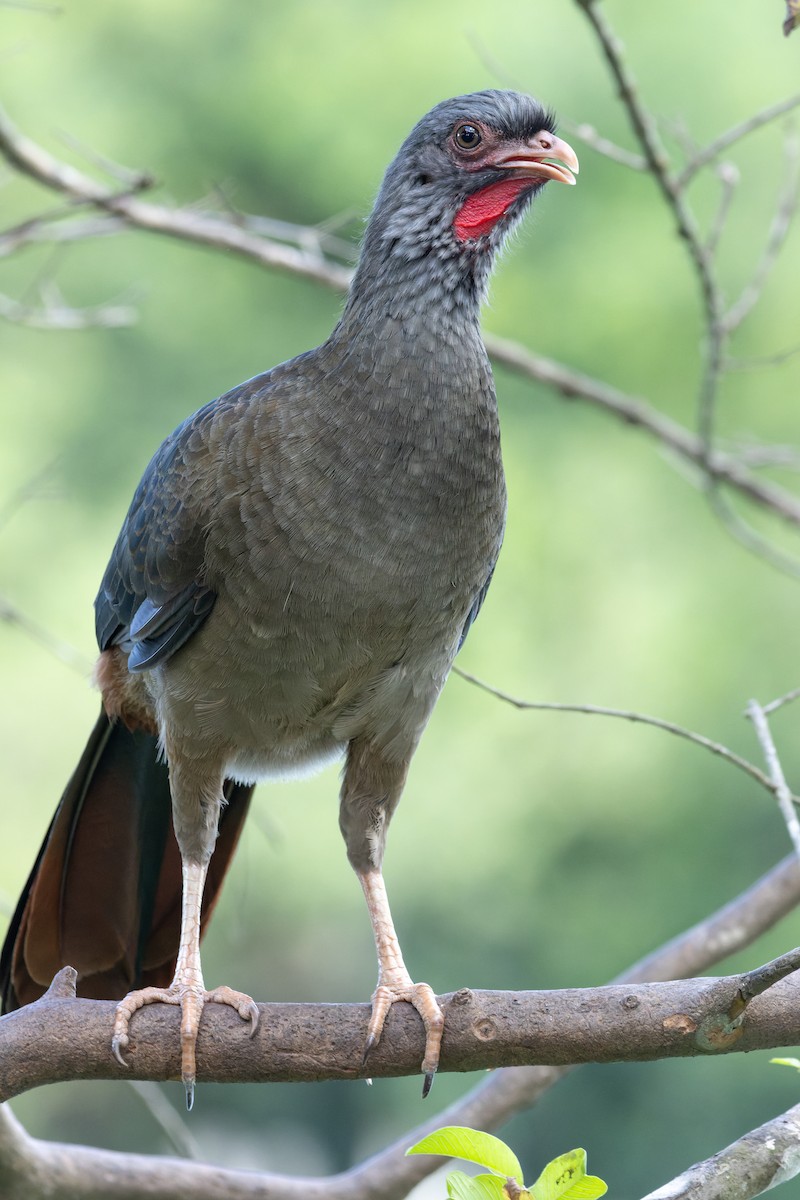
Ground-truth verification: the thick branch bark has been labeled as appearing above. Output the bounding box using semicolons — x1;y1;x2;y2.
0;855;798;1199
3;966;800;1103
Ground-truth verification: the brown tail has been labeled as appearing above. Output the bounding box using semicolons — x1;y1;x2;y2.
0;711;252;1012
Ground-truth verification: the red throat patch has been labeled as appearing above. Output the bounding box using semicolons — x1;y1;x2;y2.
453;177;535;242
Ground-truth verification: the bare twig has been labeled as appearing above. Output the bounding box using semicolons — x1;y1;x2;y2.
453;666;788;801
746;699;800;856
763;687;800;716
560;117;647;170
0;208;120;258
0;592;90;673
0;459;62;535
737;946;800;1008
572;2;727;489
55;129;154;192
127;1082;202;1161
723;126;800;332
485;334;800;529
0;288;136;329
728;440;800;469
641;1103;800;1199
0;103;353;291
572;0;800;579
705;161;739;256
677;93;800;187
573;0;722;342
621;854;800;985
705;489;800;581
727;344;800;372
2;104;800;538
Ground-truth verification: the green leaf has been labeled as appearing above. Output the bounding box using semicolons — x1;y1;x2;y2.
407;1128;524;1182
447;1170;511;1200
529;1149;607;1200
771;1057;800;1071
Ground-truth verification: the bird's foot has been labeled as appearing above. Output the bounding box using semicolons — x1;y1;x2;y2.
363;976;444;1097
111;979;259;1108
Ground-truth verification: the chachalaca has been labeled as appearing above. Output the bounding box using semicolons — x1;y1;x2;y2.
0;90;578;1103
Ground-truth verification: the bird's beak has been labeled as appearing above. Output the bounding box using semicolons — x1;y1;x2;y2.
495;131;579;186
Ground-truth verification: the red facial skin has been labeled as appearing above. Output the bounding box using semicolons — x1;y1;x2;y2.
453;176;535;242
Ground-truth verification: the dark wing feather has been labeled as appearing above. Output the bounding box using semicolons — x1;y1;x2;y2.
95;398;224;669
458;562;496;651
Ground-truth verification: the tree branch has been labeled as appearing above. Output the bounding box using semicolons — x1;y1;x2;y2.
747;699;800;855
7;967;800;1103
677;93;800;187
484;334;800;529
0;103;353;291
453;667;791;802
2;851;800;1198
640;1103;800;1199
2;105;800;535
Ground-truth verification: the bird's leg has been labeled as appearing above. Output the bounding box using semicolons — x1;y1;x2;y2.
111;857;258;1108
340;736;444;1094
357;867;444;1095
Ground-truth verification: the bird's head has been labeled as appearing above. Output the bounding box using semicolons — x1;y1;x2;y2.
348;90;578;319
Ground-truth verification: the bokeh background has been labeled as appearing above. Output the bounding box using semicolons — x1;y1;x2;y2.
1;1;799;1194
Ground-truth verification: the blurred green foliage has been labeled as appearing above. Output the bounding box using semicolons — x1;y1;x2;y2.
1;1;799;1195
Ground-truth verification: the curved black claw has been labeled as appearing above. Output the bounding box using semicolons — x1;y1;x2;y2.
185;1080;195;1112
422;1070;436;1099
361;1031;377;1068
111;1035;129;1069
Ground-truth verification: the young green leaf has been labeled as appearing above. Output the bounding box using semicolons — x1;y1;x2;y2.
771;1057;800;1071
446;1170;512;1200
407;1127;524;1182
528;1149;607;1200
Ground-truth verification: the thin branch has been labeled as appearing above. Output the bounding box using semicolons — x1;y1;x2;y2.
573;0;723;345
705;488;800;581
620;854;800;985
559;117;647;170
0;288;136;329
453;667;787;800
640;1103;800;1199
723;125;800;332
0;592;90;673
705;161;739;257
727;439;800;469
485;333;800;530
573;0;800;575
0;459;63;536
54;129;154;192
677;92;800;187
737;945;800;1008
746;700;800;856
727;344;800;372
0;103;352;292
0;208;119;258
763;687;800;716
127;1082;202;1161
2;104;800;538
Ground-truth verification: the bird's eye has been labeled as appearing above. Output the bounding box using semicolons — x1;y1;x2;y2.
454;123;482;151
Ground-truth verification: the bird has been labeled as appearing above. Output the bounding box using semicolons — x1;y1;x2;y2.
0;90;578;1105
